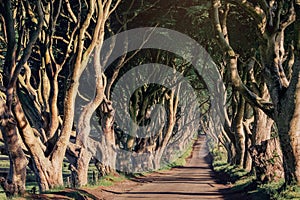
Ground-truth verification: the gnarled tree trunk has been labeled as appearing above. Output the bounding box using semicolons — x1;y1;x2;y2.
250;88;284;183
250;138;284;183
233;93;246;167
13;98;64;191
0;100;28;197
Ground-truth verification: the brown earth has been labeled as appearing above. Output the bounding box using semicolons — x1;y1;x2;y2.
27;136;248;200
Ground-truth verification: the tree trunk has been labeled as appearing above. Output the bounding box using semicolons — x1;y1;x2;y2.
0;101;28;197
153;90;178;169
76;99;116;181
250;106;284;182
33;160;63;191
13;97;64;191
223;111;237;164
243;131;252;171
277;64;300;185
219;128;235;164
96;100;116;176
261;29;300;185
250;138;284;183
95;159;113;177
70;148;93;187
253;109;273;144
233;94;246;167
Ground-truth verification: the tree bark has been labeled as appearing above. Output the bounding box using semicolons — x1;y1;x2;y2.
211;0;299;185
260;30;300;185
95;99;116;176
250;88;284;182
13;98;64;191
250;138;284;183
0;100;28;197
276;59;300;185
233;93;246;167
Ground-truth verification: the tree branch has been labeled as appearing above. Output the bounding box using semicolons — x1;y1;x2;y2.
211;0;274;118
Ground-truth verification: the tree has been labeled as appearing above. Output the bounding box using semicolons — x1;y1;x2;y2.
211;0;300;185
0;0;120;193
110;50;205;172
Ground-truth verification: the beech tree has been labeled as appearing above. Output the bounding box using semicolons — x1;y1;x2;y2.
1;0;299;197
0;0;120;194
211;0;300;185
108;49;208;172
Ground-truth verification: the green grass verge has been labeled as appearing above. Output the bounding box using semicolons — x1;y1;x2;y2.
162;142;195;170
247;180;300;200
84;173;127;188
0;192;6;199
211;147;300;200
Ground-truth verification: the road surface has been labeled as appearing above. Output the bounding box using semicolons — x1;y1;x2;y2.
103;136;246;200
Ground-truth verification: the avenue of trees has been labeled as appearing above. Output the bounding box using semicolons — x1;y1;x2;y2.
210;0;300;186
0;0;299;198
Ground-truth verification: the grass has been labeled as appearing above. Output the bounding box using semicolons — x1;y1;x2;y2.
168;142;195;167
159;139;196;171
211;146;250;184
85;173;127;188
0;192;6;200
275;185;300;199
246;180;300;200
33;173;128;200
213;161;251;184
211;147;300;200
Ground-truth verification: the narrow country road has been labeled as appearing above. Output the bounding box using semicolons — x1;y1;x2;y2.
103;136;246;200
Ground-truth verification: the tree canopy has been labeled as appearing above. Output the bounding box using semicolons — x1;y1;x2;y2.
0;0;300;198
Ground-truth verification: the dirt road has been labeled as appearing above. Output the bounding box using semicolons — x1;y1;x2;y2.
101;136;246;200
